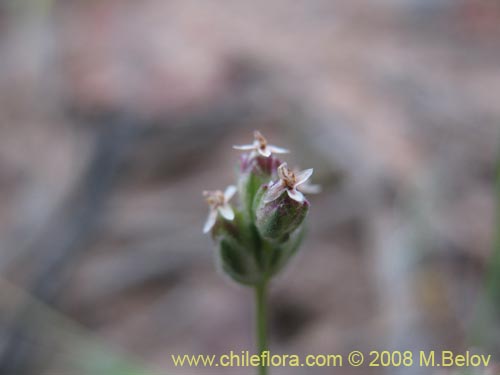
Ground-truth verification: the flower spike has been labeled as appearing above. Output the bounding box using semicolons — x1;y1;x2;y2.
202;129;319;374
203;185;236;233
265;163;313;203
233;130;289;158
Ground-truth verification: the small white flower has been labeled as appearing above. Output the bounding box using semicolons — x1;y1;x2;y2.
265;163;313;203
233;130;289;158
203;185;237;233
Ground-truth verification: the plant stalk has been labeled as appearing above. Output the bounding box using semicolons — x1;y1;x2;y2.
255;281;268;375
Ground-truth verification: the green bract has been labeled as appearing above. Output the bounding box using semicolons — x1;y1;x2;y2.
254;186;309;242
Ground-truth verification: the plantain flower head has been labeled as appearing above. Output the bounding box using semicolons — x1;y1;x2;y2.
233;130;289;158
203;185;236;233
203;130;318;283
265;163;313;203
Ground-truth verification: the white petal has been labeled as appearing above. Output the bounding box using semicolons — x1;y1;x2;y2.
218;203;235;220
203;209;218;233
224;185;237;200
297;183;321;194
233;144;255;150
264;181;286;203
268;145;289;154
258;147;272;157
287;188;304;203
295;168;313;186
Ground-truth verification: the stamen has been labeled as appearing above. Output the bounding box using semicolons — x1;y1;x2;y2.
254;131;267;147
204;190;225;207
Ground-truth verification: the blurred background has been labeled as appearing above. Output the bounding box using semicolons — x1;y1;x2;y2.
0;0;499;374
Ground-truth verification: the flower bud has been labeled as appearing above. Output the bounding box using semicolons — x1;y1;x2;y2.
254;185;309;242
237;154;281;216
265;225;305;277
203;207;261;285
217;231;262;286
217;215;305;284
253;162;313;242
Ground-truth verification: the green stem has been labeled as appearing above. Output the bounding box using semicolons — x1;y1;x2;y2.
255;281;268;375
